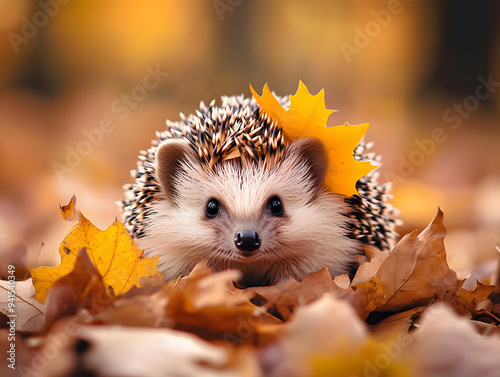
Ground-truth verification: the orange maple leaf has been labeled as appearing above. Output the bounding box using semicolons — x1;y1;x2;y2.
250;81;376;196
30;196;163;303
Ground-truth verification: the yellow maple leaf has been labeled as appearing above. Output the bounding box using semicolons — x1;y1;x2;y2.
30;196;163;303
250;81;376;196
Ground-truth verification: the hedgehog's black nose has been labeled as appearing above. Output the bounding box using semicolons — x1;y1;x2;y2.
234;230;261;253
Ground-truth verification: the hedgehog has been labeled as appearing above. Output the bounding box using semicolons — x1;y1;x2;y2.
121;93;398;286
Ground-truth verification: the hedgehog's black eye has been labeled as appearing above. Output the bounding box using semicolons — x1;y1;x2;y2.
268;196;284;216
206;198;220;218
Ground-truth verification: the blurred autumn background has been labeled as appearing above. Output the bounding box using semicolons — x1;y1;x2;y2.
0;0;499;278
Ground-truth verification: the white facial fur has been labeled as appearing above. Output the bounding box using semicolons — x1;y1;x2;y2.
138;142;360;285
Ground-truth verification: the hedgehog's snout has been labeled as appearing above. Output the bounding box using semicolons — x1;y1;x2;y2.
234;230;261;254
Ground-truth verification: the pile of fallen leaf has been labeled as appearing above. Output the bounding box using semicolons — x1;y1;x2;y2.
1;197;500;377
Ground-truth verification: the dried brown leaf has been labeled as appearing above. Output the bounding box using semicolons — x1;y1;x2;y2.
354;209;460;313
44;247;111;329
246;268;370;321
246;268;338;320
350;245;389;286
371;307;426;333
95;284;172;327
333;273;351;289
453;281;496;315
164;264;280;344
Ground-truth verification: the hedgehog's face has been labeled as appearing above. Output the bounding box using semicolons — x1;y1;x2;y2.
148;137;357;285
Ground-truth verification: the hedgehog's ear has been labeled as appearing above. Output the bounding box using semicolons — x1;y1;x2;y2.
156;139;197;200
287;137;328;188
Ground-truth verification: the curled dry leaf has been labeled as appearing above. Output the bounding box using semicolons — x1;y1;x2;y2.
333;273;351;289
452;281;496;315
44;247;110;329
165;263;281;344
350;245;389;286
30;196;163;303
371;307;427;334
94;284;171;328
353;209;494;314
246;268;335;321
93;264;283;343
247;267;369;321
